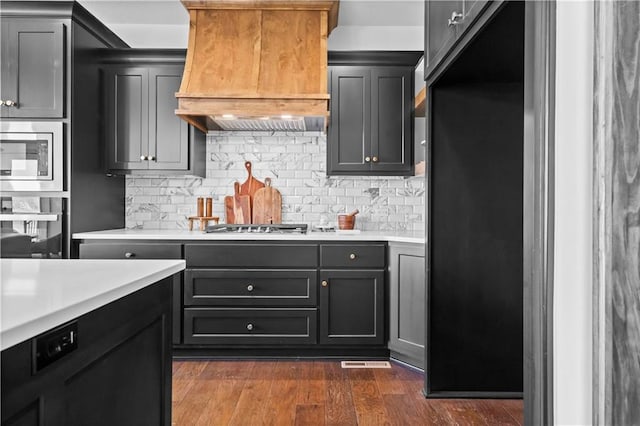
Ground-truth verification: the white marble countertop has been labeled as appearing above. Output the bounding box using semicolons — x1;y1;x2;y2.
73;229;425;244
0;259;185;351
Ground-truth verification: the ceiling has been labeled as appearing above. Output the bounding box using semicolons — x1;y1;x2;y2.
76;0;424;51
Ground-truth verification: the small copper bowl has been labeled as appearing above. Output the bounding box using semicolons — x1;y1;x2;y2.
337;214;356;230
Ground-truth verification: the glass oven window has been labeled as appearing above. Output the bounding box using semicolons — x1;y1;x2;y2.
0;134;52;180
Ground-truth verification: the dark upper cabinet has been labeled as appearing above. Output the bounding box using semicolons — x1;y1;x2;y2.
103;59;204;176
424;0;491;79
148;68;189;171
328;67;371;174
105;66;148;170
0;19;65;118
327;55;416;176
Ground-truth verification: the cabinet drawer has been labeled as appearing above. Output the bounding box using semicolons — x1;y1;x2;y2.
320;244;386;268
185;243;318;268
184;269;317;306
79;243;182;259
183;308;317;345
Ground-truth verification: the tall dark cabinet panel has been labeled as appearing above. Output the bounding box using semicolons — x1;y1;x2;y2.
327;52;420;176
69;19;127;245
102;51;205;177
425;2;524;397
0;19;65;118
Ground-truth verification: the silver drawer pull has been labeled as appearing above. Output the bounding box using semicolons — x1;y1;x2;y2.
349;253;357;260
125;252;135;258
247;284;254;292
246;323;253;331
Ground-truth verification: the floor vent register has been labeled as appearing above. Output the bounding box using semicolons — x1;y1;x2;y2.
340;361;391;369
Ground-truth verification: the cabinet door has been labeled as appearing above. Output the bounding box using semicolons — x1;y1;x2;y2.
327;66;371;175
425;1;463;77
457;0;492;39
104;67;149;170
148;66;189;171
0;20;65;118
388;243;425;368
319;269;385;345
371;67;413;174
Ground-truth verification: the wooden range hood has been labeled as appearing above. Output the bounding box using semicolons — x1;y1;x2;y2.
176;0;339;133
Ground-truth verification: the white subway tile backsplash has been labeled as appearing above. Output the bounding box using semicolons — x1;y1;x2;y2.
125;131;425;231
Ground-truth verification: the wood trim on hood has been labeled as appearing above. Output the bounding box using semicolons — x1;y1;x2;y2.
176;0;339;132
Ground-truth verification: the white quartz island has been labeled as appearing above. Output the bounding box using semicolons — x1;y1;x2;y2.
1;259;185;351
1;258;183;425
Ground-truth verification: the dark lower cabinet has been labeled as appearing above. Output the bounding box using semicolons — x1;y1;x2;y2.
78;242;183;345
388;242;425;369
0;18;65;118
1;278;173;426
79;240;389;357
319;269;385;345
183;308;317;345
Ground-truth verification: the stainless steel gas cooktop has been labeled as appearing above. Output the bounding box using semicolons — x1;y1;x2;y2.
205;224;308;234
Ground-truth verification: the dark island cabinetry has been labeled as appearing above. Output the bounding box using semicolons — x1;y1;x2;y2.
102;51;205;176
1;279;173;426
327;52;421;176
0;19;65;118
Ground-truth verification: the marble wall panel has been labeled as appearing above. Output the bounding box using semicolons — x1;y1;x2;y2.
125;132;426;231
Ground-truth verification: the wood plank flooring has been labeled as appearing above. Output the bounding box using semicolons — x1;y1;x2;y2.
172;360;523;425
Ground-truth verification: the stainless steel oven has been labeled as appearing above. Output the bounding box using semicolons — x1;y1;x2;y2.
0;121;63;191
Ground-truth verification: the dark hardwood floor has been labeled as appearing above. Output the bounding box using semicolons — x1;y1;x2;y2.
172;360;523;425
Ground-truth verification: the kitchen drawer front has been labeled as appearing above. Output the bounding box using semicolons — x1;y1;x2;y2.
183;308;317;345
184;243;318;268
79;243;182;259
184;269;317;307
320;244;386;268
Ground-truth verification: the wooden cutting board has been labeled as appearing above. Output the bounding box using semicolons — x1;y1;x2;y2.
240;161;265;202
252;178;282;224
224;182;251;224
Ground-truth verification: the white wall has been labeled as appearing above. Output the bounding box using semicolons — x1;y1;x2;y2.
553;1;594;424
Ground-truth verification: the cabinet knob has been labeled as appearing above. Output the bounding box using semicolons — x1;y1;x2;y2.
447;11;463;26
4;100;17;107
124;252;135;258
140;155;147;161
349;253;357;260
365;156;371;163
246;323;254;331
148;156;155;161
247;284;254;292
321;280;328;287
372;156;379;163
0;100;4;106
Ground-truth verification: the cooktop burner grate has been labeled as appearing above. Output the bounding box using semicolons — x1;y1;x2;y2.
205;223;308;234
